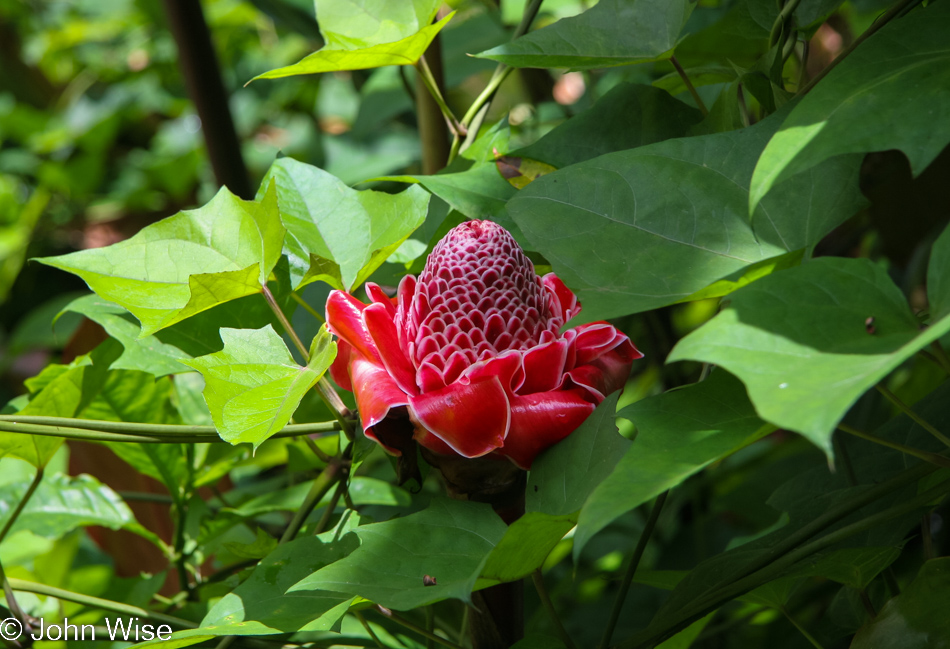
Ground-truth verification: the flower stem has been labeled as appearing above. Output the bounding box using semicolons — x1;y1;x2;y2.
837;423;950;469
0;467;43;546
7;578;197;629
876;383;950;448
415;54;464;137
599;490;668;649
670;56;707;116
532;570;579;649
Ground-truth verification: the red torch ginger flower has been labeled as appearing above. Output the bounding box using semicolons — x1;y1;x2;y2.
326;220;642;470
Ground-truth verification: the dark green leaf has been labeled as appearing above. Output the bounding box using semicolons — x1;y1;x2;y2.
480;512;575;583
527;393;628;517
851;557;950;649
669;258;950;454
928;222;950;320
749;1;950;211
290;498;507;608
508;108;865;323
574;372;771;558
475;0;694;69
513;84;702;169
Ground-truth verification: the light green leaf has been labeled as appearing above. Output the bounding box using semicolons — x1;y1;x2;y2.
480;512;576;584
0;342;120;467
264;158;428;291
508;108;865;324
290;498;507;609
513;83;702;169
527;393;628;517
0;473;136;540
35;185;285;337
928;222;950;321
475;0;694;69
252;6;453;80
851;557;950;649
574;372;771;559
182;325;336;448
60;295;192;376
668;257;950;455
749;1;950;212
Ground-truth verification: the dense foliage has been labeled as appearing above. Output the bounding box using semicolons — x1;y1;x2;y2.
1;0;948;648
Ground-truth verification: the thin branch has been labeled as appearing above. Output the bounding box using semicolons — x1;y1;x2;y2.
354;611;385;648
415;55;464;137
263;284;309;361
8;578;197;629
374;606;467;649
670;56;707;116
876;384;950;448
600;491;669;649
0;467;43;545
279;461;342;545
313;472;348;536
290;292;325;324
532;570;579;649
837;423;950;469
781;607;825;649
930;340;950;374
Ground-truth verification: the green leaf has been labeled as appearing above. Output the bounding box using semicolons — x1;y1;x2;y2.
182;325;336;448
290;498;507;609
513;83;702;169
0;473;136;539
851;557;950;649
35;185;285;337
508;109;865;323
928;222;950;320
788;545;901;590
668;257;950;455
527;393;628;517
264;158;428;291
678;249;804;303
480;512;576;583
380;163;515;221
233;476;409;517
252;6;453;80
60;295;192;377
574;372;771;559
475;0;694;69
749;1;950;212
1;342;120;467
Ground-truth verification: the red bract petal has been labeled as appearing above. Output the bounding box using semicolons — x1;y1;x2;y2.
409;376;510;458
520;338;569;394
461;350;523;394
501;389;596;469
542;273;578;321
574;323;623;365
329;339;354;392
349;354;409;430
362;302;419;397
326;290;378;361
365;282;396;316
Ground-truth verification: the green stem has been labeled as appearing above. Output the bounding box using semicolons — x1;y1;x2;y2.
768;0;803;48
1;559;29;639
279;462;341;544
290;292;325;323
425;606;436;649
354;611;385;649
800;0;919;95
930;340;950;374
532;570;579;649
781;608;825;649
7;578;197;629
601;491;669;649
415;55;464;137
876;384;950;448
620;474;950;648
669;56;708;116
313;471;347;536
0;467;43;545
304;435;335;464
0;415;339;436
263;284;309;361
449;0;544;163
0;419;341;444
837;423;950;469
374;606;467;649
